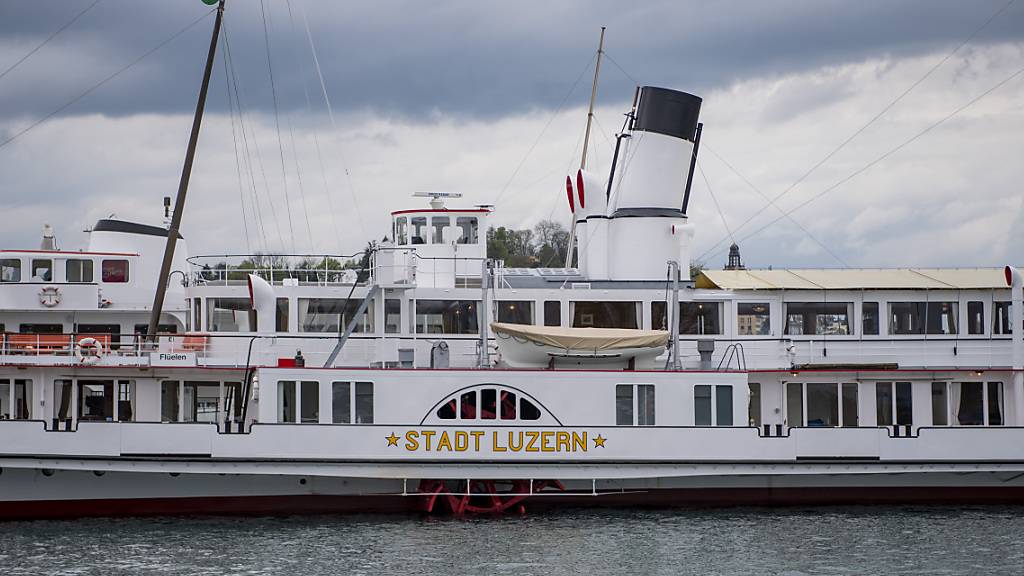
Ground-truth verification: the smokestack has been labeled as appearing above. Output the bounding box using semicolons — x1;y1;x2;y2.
40;224;57;251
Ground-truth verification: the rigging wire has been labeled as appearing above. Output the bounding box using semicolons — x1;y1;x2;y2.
0;7;215;152
221;32;254;255
695;159;735;245
259;0;298;253
713;61;1024;259
298;0;367;244
492;53;597;206
0;0;103;83
287;117;316;252
697;0;1019;262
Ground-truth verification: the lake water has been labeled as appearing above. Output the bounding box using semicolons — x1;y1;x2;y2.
2;507;1023;575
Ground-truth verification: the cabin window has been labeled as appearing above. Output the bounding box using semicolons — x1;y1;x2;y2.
78;324;121;346
497;301;533;325
207;298;256;332
193;298;201;331
694;384;732;426
967;301;984;335
786;382;802;428
101;259;129;283
277;381;297;423
572;301;639;329
30;259;53;282
329;381;373;424
544;301;561;326
431;216;449;244
615;384;654;426
20;323;63;334
161;381;179;422
520;397;541;420
949;382;1003;426
784;302;852;335
385;298;401;334
79;380;113;422
931;382;948;426
0;379;31;420
456;216;478;244
500;390;516;420
410;217;427;245
737;303;770;335
994;302;1014;334
460;391;477;419
132;324;177;337
53;380;73;425
300;381;319;423
651;302;722;334
355;382;374;423
0;259;20;282
842;383;858;426
481;388;497;419
862;302;879;335
276;298;289;332
435;388;540;421
415;300;478;334
66;259;94;283
395;217;408;245
888;302;958;335
875;381;913;426
298;298;374;333
785;382;858;427
332;382;351;423
748;383;761;427
436;395;456;420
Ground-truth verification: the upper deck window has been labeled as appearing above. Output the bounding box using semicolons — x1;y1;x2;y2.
66;259;94;283
416;300;478;334
737;303;770;335
431;216;449;244
888;302;957;335
298;298;374;333
410;217;427;245
994;302;1014;335
30;259;52;282
695;384;733;426
572;301;639;329
0;259;21;282
497;301;533;325
101;259;129;283
967;301;984;335
394;217;408;245
651;301;722;334
456;216;478;244
616;384;655;426
784;302;851;335
207;298;255;332
862;302;880;335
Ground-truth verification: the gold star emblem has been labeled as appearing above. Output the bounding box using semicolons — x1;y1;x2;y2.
592;434;606;448
385;432;400;447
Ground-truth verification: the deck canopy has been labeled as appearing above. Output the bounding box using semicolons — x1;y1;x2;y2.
695;268;1016;291
491;323;669;351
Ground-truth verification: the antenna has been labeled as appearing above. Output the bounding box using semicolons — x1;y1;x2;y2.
413;191;463;210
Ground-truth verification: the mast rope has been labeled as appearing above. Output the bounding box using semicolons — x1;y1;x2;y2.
0;0;103;84
221;31;254;255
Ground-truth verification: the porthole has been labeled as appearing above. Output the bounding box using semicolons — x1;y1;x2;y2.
41;469;54;477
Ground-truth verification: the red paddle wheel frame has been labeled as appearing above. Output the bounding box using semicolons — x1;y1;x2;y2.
416;479;565;516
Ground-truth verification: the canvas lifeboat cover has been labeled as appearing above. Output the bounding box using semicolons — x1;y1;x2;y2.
491;322;669;352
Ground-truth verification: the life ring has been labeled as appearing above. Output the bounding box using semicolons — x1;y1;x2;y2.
76;337;104;364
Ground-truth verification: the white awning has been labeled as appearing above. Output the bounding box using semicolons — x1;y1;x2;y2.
696;268;1016;290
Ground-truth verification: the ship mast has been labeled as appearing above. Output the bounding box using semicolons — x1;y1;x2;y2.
146;0;226;340
565;27;605;268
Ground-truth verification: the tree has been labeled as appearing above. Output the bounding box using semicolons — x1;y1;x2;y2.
486;220;571;268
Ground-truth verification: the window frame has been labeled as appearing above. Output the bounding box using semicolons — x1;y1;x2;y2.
100;259;130;283
615;383;655;426
66;258;94;283
694;384;734;426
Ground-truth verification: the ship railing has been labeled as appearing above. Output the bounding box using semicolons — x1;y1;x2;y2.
0;332;214;359
186;253;370;287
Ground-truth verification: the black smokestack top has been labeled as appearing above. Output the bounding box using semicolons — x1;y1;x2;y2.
632;87;702;142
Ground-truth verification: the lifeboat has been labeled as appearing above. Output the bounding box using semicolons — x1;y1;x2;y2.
491;322;669;369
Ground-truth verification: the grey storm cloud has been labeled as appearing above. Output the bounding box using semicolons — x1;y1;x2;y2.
0;0;1022;124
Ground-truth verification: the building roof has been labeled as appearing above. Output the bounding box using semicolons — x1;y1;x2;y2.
695;268;1016;291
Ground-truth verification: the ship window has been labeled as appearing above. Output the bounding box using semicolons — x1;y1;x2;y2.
278;381;296;423
20;323;63;334
994;302;1013;335
615;384;654;426
30;259;52;282
787;382;858;427
784;303;851;335
416;300;478;334
101;259;129;283
161;381;179;422
737;303;770;336
78;324;121;346
437;397;456;420
355;382;373;424
79;380;112;422
932;382;948;426
460;391;477;419
395;217;408;245
651;302;722;334
300;381;319;423
456;217;478;244
786;382;802;428
332;382;351;423
695;384;731;426
298;298;374;333
410;217;427;245
431;216;449;244
748;383;761;427
207;298;256;332
875;382;913;426
276;298;289;332
66;259;94;283
500;390;517;420
952;381;1005;426
520;398;541;420
385;298;401;334
497;301;533;325
988;382;1004;426
193;298;201;331
842;383;858;427
967;301;984;335
806;383;839;426
862;302;879;335
572;301;639;329
544;301;561;326
0;259;20;282
888;302;958;335
53;379;73;425
0;379;31;420
481;388;497;419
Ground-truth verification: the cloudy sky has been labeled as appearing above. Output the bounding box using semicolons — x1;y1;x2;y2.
0;0;1022;269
